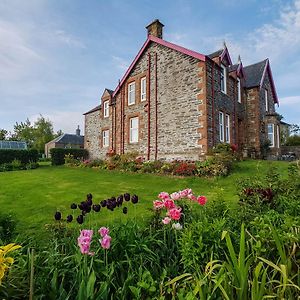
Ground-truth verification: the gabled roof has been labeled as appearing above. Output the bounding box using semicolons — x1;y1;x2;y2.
244;59;278;104
101;88;114;98
228;64;238;73
207;47;232;65
48;134;84;145
228;62;245;77
83;105;101;115
112;35;206;97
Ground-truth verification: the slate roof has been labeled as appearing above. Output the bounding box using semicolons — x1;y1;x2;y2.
243;59;267;88
83;105;101;115
49;134;84;145
228;64;239;72
208;49;223;59
106;89;114;95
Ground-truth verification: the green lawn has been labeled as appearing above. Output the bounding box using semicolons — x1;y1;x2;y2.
0;160;290;238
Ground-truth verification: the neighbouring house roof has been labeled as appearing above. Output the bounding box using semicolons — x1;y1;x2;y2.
83;105;101;115
280;121;291;126
112;35;206;97
244;59;278;104
47;134;84;145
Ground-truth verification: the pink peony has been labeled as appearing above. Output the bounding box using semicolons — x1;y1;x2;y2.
163;199;176;210
167;207;182;220
98;227;110;237
170;192;181;200
188;194;197;201
158;192;170;200
197;196;207;206
100;235;112;249
153;200;164;210
162;217;171;224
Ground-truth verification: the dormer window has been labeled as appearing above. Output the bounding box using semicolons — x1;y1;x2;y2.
103;101;109;118
220;64;227;94
237;77;241;103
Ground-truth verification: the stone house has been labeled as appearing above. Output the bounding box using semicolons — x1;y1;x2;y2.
84;20;281;161
45;126;84;158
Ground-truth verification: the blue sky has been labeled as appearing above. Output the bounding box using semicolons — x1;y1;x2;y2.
0;0;299;134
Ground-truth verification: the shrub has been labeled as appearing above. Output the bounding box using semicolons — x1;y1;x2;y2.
50;148;88;165
173;162;196;176
0;213;17;243
0;149;38;164
285;134;300;146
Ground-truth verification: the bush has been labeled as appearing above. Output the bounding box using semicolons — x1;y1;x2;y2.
0;213;17;243
0;149;38;164
50;148;88;165
285;135;300;146
173;162;196;176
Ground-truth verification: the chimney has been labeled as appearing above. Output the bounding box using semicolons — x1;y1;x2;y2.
76;125;80;136
146;19;164;39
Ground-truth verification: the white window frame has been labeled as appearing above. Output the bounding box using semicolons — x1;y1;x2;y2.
225;114;230;143
265;89;269;112
103;101;109;118
220;64;227;94
267;124;274;148
141;77;146;102
237;77;241;103
102;130;109;148
277;125;280;148
219;112;224;142
129;117;139;143
128;82;136;106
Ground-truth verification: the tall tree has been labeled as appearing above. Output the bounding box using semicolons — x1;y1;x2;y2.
12;119;34;147
32;115;56;153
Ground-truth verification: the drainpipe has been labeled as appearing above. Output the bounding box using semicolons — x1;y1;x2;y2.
147;53;151;160
155;53;158;160
211;61;215;146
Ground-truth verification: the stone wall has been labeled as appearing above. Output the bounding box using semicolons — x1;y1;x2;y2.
281;146;300;159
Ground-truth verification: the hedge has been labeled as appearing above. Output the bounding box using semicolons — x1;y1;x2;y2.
0;149;39;164
50;148;88;165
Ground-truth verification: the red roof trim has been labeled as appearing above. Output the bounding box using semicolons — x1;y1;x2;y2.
237;62;245;78
260;59;279;104
112;35;206;97
220;47;233;65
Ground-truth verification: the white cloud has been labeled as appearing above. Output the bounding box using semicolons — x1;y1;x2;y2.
111;55;129;71
54;30;86;49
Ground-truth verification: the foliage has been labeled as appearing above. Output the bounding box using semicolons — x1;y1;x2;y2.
0;149;38;164
0;129;8;140
0;214;17;243
285;134;300;146
50;148;88;165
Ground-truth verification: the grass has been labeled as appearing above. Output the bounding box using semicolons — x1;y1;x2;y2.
0;160;290;239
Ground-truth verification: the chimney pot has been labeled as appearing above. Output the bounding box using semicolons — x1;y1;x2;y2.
146;19;164;39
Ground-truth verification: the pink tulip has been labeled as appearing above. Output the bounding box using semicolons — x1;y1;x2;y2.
153;200;164;210
188;194;197;201
162;217;171;224
98;227;109;237
163;199;176;210
158;192;170;200
179;188;193;198
78;230;93;255
167;207;182;220
197;196;207;206
100;235;112;249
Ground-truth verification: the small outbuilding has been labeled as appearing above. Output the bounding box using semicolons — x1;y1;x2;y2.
45;126;84;158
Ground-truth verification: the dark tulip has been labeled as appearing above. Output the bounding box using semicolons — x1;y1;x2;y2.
111;200;117;209
100;200;107;207
81;210;86;216
87;193;93;200
117;196;123;206
78;204;84;210
86;198;93;206
66;215;73;222
85;206;91;213
76;215;84;224
123;207;128;214
111;196;116;202
118;195;124;201
131;194;139;204
124;193;130;201
93;204;101;212
71;203;77;209
54;211;62;221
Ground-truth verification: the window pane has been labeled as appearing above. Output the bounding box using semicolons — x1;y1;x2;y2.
128;82;135;105
130;117;138;143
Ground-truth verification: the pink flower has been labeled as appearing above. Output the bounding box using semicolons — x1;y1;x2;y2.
100;235;112;249
163;199;176;210
78;230;93;255
188;194;197;201
98;227;109;237
153;200;164;210
158;192;170;200
167;207;182;220
162;217;171;224
170;192;181;200
197;196;207;206
179;188;193;198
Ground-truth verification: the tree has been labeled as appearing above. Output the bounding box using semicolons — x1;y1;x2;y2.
12;119;34;147
32;115;56;153
0;129;8;140
290;124;300;135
